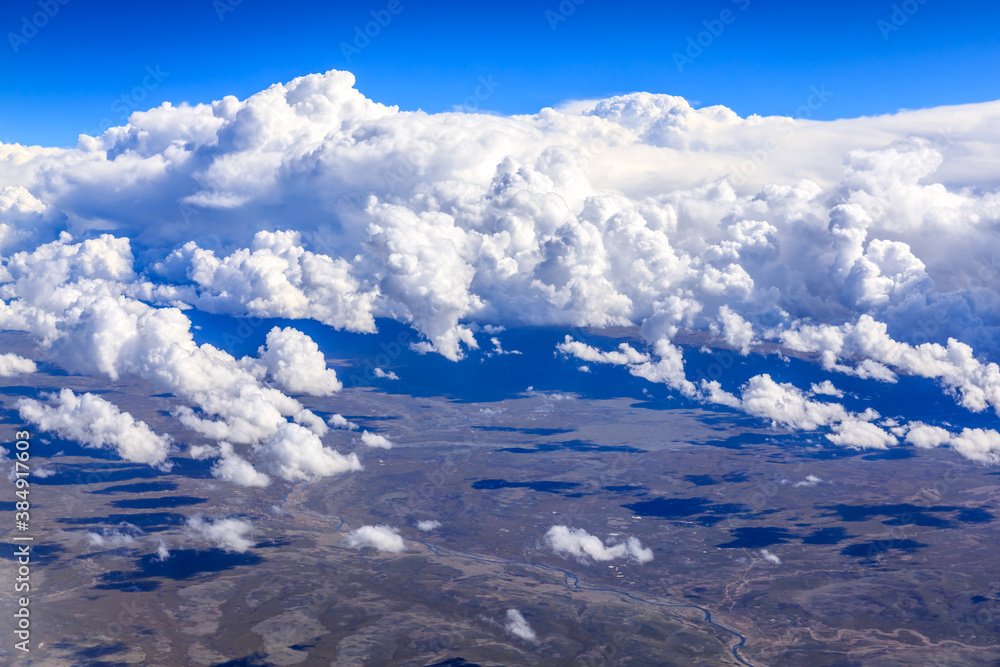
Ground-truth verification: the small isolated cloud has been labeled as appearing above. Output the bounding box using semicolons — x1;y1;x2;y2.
793;474;823;488
810;380;844;398
545;525;653;563
327;413;359;430
416;520;441;532
486;337;522;357
373;367;399;380
760;549;781;564
0;353;36;376
186;515;255;553
577;365;591;373
17;389;172;468
153;539;170;561
505;609;537;642
86;522;142;548
360;430;393;449
344;525;406;553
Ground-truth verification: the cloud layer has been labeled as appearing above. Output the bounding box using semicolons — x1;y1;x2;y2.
1;68;998;474
1;69;997;362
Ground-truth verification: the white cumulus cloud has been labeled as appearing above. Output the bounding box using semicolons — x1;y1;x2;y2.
344;525;406;553
17;389;172;468
360;430;393;449
1;69;999;471
253;325;342;395
327;413;359;430
257;422;362;482
904;422;952;449
760;549;781;564
505;609;537;642
211;441;270;488
86;522;143;548
185;515;255;553
810;380;844;398
826;419;898;449
545;525;653;563
793;474;823;488
0;353;35;376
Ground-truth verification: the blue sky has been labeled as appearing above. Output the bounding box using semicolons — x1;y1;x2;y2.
1;0;998;147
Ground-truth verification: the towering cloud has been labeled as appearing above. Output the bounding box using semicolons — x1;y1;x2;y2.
1;70;997;356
